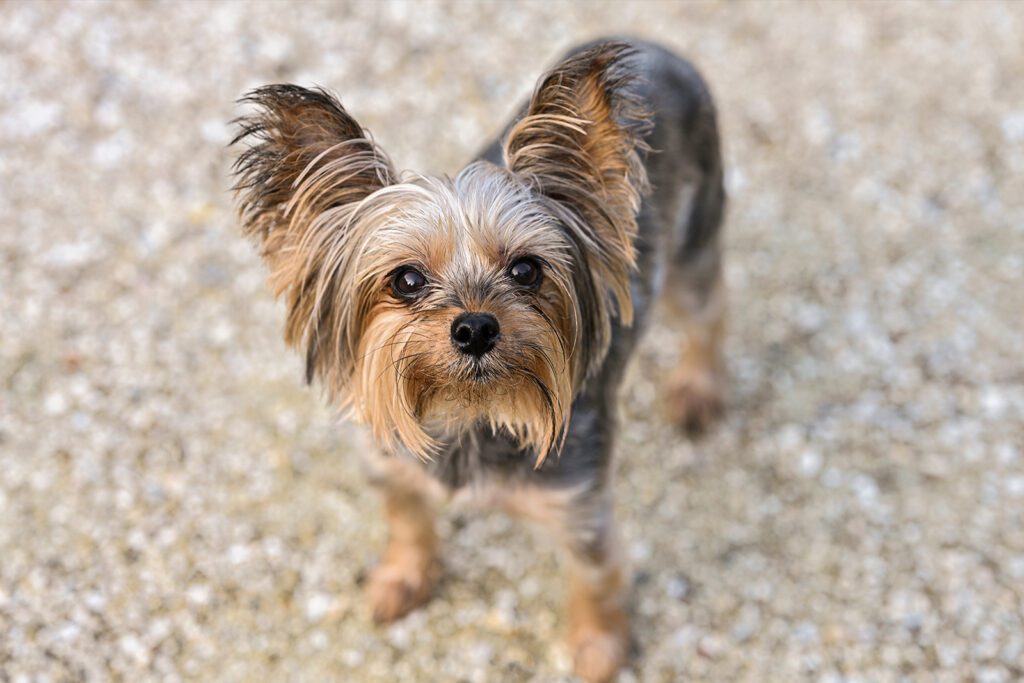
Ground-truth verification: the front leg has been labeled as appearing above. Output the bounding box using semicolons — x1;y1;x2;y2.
365;462;442;623
566;518;629;683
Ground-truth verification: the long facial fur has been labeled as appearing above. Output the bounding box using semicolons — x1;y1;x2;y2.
232;43;649;465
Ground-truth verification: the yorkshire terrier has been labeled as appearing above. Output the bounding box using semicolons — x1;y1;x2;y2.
232;38;725;683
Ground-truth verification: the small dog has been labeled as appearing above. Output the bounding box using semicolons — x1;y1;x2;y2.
232;38;725;683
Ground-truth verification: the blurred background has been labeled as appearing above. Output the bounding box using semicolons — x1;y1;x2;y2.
2;1;1023;681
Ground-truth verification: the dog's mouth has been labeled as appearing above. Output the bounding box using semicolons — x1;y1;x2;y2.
447;355;507;387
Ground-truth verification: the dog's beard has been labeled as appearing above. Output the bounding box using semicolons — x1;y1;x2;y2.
348;308;573;466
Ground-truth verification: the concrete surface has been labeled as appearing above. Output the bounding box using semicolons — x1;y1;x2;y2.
2;1;1023;681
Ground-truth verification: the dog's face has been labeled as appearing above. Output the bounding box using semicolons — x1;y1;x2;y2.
329;167;585;460
233;44;647;462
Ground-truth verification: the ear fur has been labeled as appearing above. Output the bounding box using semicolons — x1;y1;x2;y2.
503;42;650;381
231;85;396;385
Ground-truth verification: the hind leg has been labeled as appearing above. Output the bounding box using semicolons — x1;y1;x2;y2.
663;249;726;433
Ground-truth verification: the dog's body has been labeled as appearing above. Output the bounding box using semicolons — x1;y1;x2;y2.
234;38;724;683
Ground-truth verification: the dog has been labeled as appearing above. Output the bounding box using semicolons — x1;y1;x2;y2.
232;37;725;683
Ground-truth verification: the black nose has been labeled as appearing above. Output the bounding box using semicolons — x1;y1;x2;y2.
451;312;500;358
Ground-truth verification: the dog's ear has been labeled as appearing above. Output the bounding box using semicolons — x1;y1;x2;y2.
232;85;396;386
504;43;649;331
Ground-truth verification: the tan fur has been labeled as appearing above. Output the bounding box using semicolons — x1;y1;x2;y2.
567;555;629;683
365;479;441;623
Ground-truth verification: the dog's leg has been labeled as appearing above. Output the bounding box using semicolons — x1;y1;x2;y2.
664;249;727;433
365;466;441;623
565;526;629;683
504;486;629;683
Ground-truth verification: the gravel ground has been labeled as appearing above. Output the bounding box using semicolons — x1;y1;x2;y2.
2;2;1024;682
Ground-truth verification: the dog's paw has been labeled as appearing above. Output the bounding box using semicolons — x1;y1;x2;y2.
365;555;438;624
664;370;724;434
570;628;628;683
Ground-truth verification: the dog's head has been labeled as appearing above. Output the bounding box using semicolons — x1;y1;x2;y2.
232;43;648;463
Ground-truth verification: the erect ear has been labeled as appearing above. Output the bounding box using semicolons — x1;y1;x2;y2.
504;42;650;329
231;85;396;385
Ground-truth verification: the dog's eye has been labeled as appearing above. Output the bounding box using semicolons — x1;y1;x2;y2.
392;267;427;299
508;257;542;289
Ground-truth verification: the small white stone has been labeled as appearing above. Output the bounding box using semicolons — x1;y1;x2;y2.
92;132;134;169
200;119;230;145
3;99;62;137
84;591;107;611
670;625;698;648
799;449;823;477
794;621;819;643
147;618;171;642
997;442;1020;464
387;620;412;649
1004;476;1024;498
308;629;328;649
630;541;652;562
981;386;1008;419
55;622;80;642
44;392;67;416
304;592;332;622
228;543;250;565
850;474;879;505
262;536;283;559
977;666;1009;683
210;321;234;346
119;634;150;667
1002;111;1024;143
697;634;726;659
666;575;689;600
186;583;211;607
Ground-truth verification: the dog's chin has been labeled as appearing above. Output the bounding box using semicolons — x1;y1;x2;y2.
404;353;568;461
417;384;500;437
